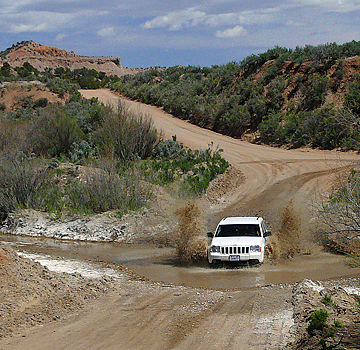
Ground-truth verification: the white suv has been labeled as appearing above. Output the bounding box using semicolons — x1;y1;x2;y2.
207;217;271;265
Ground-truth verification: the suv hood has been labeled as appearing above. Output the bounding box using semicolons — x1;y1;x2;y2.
211;236;263;246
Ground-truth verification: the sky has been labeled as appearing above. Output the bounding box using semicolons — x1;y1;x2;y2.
0;0;360;68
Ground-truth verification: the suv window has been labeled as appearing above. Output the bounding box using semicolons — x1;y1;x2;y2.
215;224;261;237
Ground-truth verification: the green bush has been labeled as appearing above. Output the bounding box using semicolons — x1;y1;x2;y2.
143;140;229;196
66;165;150;215
266;77;286;112
259;112;287;145
321;294;338;309
344;81;360;116
0;154;53;212
33;98;48;109
307;309;329;336
301;74;330;110
94;102;159;160
0;62;11;77
306;309;343;349
32;104;85;158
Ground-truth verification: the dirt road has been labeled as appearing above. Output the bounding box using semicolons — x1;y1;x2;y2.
81;89;358;231
1;89;359;350
0;247;294;350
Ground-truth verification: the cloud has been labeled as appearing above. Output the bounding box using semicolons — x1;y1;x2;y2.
0;8;107;34
97;27;117;37
56;33;68;41
205;8;281;27
1;0;51;15
298;0;360;13
216;25;247;38
142;6;281;34
142;7;206;31
286;19;304;27
11;23;49;33
5;11;77;33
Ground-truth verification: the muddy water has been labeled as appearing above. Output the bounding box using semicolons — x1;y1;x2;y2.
1;234;360;290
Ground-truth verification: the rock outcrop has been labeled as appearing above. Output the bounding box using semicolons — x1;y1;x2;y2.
0;41;136;76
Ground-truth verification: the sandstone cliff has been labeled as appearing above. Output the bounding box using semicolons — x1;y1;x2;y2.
0;41;136;76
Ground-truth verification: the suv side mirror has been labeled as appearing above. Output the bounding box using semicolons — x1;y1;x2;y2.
207;232;214;238
264;231;272;237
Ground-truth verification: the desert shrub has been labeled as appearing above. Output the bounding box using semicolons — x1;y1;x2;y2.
0;119;32;155
307;309;329;336
321;294;338;309
152;136;184;159
330;61;344;91
66;164;150;215
1;97;114;162
301;74;330;110
15;62;38;79
31;104;85;158
0;153;52;213
68;141;92;163
43;76;80;100
216;99;251;135
259;112;287;145
143;141;229;196
260;108;360;150
109;40;360;152
33;97;48;109
262;64;281;85
306;309;343;349
0;62;11;77
317;168;360;255
266;77;286;112
95;102;159;160
344;81;360;116
62;97;109;135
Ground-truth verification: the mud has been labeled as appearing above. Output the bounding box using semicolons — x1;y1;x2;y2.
0;242;294;350
2;235;360;291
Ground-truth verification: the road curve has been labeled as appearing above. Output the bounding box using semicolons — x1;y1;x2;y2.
80;89;359;232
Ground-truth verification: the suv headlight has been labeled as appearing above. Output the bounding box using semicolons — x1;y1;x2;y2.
250;245;261;252
210;245;220;253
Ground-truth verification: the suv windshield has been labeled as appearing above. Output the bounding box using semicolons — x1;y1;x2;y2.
215;224;261;237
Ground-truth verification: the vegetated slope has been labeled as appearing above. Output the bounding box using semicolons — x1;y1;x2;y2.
0;81;64;112
0;40;135;76
111;41;360;151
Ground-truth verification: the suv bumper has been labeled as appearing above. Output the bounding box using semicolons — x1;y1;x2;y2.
208;251;263;264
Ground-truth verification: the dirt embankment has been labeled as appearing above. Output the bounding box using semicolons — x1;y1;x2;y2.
290;279;360;350
0;243;114;339
0;81;64;111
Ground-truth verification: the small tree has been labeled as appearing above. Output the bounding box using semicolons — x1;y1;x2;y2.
318;168;360;255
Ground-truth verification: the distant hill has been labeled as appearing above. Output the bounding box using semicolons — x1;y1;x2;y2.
0;41;136;76
110;41;360;150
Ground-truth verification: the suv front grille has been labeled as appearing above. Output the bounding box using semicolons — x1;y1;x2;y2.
220;246;249;255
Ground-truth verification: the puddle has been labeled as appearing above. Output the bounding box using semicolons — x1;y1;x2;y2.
2;234;360;290
17;251;123;279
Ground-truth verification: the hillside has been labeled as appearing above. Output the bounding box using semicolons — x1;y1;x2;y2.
110;41;360;150
0;41;135;76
